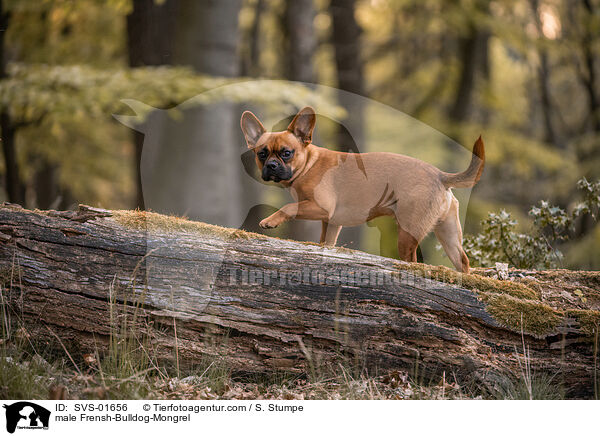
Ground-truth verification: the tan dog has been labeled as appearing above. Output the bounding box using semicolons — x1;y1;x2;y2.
240;106;484;273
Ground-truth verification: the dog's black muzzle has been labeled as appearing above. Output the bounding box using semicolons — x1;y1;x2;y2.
262;159;292;182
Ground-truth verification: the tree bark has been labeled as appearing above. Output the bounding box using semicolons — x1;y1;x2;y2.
1;205;599;398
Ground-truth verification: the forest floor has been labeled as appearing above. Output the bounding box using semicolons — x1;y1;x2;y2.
1;340;556;400
4;264;596;400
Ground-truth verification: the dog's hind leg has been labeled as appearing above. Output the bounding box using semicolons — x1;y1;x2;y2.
320;221;328;243
320;221;342;246
396;224;419;263
433;197;470;273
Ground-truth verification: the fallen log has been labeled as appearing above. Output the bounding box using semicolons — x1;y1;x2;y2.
0;204;599;398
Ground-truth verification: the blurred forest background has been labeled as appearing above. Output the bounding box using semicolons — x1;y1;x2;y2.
0;0;599;269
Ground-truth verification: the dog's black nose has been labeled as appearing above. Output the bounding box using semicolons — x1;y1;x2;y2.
266;160;279;170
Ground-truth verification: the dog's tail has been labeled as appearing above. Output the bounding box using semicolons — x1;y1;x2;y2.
440;135;485;189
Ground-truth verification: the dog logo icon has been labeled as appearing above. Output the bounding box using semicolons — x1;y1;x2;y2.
3;402;50;433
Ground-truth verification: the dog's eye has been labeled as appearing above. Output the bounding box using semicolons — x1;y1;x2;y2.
280;149;294;159
257;150;268;160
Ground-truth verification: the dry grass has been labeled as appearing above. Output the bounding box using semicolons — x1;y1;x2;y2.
0;339;473;400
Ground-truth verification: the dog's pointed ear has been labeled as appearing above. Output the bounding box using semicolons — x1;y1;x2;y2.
287;106;316;146
241;111;266;148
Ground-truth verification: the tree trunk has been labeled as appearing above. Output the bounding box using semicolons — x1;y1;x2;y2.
329;0;365;149
284;0;316;83
530;0;562;149
126;0;177;67
283;0;318;243
33;160;58;209
240;0;264;77
449;26;489;123
0;0;25;206
126;0;178;210
1;205;599;398
329;0;364;249
580;0;600;133
566;0;600;236
0;113;24;205
125;0;246;228
153;1;243;228
172;0;241;76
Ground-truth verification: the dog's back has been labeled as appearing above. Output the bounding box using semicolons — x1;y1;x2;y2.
304;148;452;239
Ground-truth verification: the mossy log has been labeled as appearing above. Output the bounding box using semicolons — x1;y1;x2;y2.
0;204;599;398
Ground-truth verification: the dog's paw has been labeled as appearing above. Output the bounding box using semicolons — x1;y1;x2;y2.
259;218;279;229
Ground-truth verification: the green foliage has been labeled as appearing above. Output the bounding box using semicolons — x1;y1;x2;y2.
464;178;600;269
0;63;343;125
5;0;127;68
0;62;342;207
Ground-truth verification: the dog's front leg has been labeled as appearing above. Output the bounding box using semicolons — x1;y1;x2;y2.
259;200;328;229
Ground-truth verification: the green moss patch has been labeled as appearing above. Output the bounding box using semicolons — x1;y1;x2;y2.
113;210;267;241
538;270;600;288
394;263;570;336
396;262;539;300
566;309;600;335
481;294;563;337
